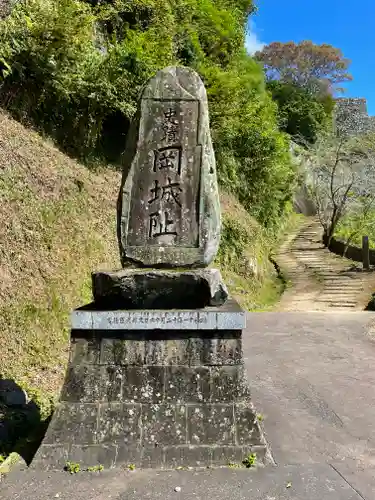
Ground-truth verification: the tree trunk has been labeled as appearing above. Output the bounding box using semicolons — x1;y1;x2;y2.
324;223;337;247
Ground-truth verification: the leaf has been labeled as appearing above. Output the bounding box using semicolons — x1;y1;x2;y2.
24;15;33;30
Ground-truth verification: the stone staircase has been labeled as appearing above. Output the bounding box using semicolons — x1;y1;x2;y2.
275;218;375;312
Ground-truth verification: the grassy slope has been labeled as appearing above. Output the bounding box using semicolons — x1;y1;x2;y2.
216;192;285;310
0;111;284;411
0;111;119;410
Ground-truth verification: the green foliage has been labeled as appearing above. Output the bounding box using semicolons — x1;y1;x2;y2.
65;461;81;474
267;80;334;144
302;132;375;244
87;464;104;472
202;56;296;226
0;0;296;227
217;212;252;271
242;452;257;468
214;194;297;311
335;209;375;249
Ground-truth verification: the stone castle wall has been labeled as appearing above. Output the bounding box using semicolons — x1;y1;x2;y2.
0;0;16;18
334;98;375;137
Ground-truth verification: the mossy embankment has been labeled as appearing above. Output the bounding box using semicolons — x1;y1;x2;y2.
0;110;296;421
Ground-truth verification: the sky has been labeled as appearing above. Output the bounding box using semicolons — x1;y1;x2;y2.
246;0;375;115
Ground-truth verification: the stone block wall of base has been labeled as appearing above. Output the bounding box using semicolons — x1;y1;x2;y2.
33;323;271;470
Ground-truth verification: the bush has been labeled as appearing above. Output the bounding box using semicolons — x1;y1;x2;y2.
267;80;334;145
201;56;296;226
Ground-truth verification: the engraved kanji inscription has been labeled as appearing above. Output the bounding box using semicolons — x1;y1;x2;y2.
124;94;202;251
162;108;179;143
154;147;181;174
148;178;182;207
149;211;178;238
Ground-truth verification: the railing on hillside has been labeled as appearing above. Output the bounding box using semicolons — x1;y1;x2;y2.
362;236;370;270
327;234;373;270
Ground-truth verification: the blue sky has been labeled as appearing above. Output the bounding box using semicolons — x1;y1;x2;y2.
246;0;375;115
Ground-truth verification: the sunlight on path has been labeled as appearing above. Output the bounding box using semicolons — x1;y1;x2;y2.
275;218;375;312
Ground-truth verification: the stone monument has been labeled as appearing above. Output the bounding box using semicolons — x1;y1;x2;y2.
32;67;271;470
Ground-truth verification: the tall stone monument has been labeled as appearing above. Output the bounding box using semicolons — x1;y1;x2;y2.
32;67;271;470
118;66;220;268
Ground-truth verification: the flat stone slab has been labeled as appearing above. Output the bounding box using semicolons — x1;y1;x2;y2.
1;464;366;499
71;299;245;331
92;268;228;309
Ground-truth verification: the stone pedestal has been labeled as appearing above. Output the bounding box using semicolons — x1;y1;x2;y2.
32;300;271;470
92;268;228;309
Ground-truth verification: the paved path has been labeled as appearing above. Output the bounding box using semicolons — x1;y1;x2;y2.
2;313;375;499
275;218;375;312
245;312;375;499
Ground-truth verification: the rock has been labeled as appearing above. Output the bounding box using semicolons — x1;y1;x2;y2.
92;268;228;309
2;391;27;406
117;66;221;269
0;379;28;407
0;0;16;19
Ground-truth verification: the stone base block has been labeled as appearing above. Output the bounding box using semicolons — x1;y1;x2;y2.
71;299;245;331
91;268;228;309
33;302;271;470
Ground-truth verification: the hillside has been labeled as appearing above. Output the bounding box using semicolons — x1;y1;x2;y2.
0;111;119;408
0;111;285;409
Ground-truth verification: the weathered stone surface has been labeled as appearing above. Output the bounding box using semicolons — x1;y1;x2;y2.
121;366;164;403
100;337;145;365
97;403;141;444
71;299;246;331
187;405;235;445
164;446;212;468
202;332;242;365
117;66;221;268
70;335;100;365
67;444;117;469
92;268;228;308
43;403;98;445
235;403;263;445
164;366;210;403
210;366;251;403
60;365;123;403
141;404;187;446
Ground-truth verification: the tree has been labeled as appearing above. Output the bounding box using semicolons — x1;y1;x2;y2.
267;80;334;144
254;41;352;96
303;133;375;245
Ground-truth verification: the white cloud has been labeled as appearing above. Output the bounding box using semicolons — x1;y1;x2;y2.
245;20;265;55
